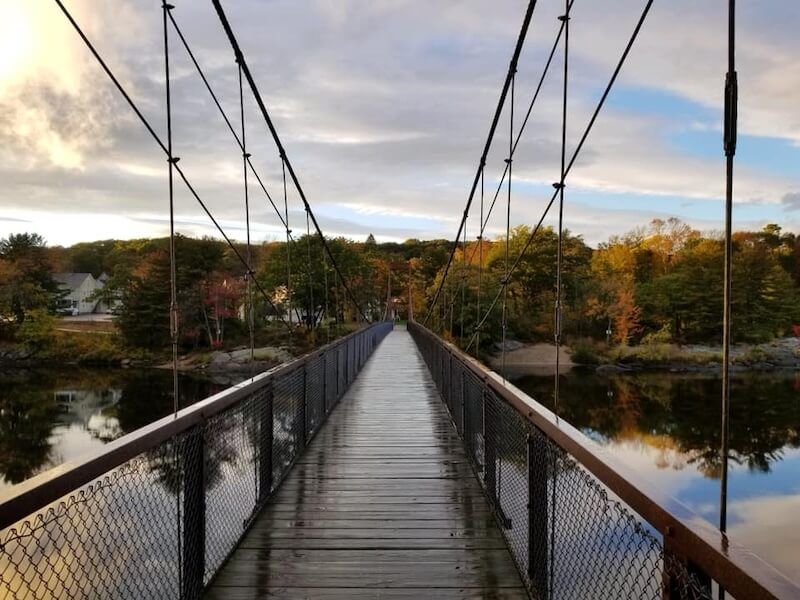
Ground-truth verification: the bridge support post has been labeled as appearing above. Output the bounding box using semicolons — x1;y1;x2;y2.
258;380;273;503
182;425;205;600
527;430;549;599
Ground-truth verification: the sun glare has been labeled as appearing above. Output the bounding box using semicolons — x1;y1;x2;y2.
0;3;35;85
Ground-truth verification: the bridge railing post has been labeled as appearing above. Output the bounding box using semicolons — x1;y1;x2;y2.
258;379;273;503
527;430;549;598
182;424;205;600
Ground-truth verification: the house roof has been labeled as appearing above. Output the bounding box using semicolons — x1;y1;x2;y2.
53;273;94;291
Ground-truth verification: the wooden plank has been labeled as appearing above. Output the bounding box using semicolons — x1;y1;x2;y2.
205;328;526;599
206;588;529;600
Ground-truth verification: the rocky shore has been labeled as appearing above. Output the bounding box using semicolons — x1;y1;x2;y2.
490;337;800;376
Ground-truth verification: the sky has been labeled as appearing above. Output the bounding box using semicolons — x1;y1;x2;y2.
0;0;799;248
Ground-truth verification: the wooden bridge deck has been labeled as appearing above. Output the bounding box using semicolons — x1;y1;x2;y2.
206;327;527;599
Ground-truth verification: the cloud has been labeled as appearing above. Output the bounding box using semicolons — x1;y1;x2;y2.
0;0;799;247
782;192;800;211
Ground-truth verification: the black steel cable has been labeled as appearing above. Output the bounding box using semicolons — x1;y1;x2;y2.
422;0;539;326
478;0;575;243
281;157;293;326
554;3;570;414
465;0;655;352
239;62;256;371
162;3;183;595
460;2;574;280
305;209;315;329
52;0;293;335
476;166;485;351
162;1;180;418
166;12;288;231
211;0;369;323
719;3;737;599
501;72;515;381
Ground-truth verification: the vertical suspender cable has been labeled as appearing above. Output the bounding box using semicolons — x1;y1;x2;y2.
551;3;570;596
423;0;539;326
459;218;467;346
720;2;737;599
554;3;570;418
323;245;330;342
161;2;182;594
476;166;485;352
281;157;293;326
162;1;179;417
306;210;315;330
501;73;516;381
238;62;255;375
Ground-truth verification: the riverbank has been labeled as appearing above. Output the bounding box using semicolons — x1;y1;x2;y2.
489;337;800;376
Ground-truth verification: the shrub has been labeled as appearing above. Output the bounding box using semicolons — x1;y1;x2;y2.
17;310;56;352
570;338;602;365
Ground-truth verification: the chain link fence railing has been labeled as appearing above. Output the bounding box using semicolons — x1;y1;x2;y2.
0;322;392;599
409;321;798;600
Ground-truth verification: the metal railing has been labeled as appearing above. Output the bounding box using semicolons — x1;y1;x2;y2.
0;322;392;599
408;321;800;600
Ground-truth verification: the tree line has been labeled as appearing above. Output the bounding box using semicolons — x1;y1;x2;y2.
2;218;799;355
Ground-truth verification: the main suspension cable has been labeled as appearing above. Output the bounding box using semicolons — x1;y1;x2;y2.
166;11;288;231
422;0;539;326
465;0;655;352
478;0;575;240
212;0;369;323
52;0;293;335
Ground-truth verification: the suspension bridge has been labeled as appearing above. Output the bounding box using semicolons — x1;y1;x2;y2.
1;1;799;599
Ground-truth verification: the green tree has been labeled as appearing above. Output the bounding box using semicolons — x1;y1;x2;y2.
116;236;225;348
0;233;62;324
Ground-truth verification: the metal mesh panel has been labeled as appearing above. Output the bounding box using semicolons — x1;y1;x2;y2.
408;323;715;600
203;390;263;583
0;440;183;599
271;366;306;489
337;345;346;399
305;356;325;438
0;323;393;599
324;352;336;411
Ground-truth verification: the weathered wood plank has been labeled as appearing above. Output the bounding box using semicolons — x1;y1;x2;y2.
205;328;526;599
206;588;529;599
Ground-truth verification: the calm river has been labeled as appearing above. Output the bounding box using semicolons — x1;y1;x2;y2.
1;366;798;582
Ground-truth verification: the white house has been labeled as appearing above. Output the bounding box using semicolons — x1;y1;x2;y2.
54;273;114;315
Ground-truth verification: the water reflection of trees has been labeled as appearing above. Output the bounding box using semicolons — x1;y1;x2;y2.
516;371;800;477
0;369;223;485
0;373;60;483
